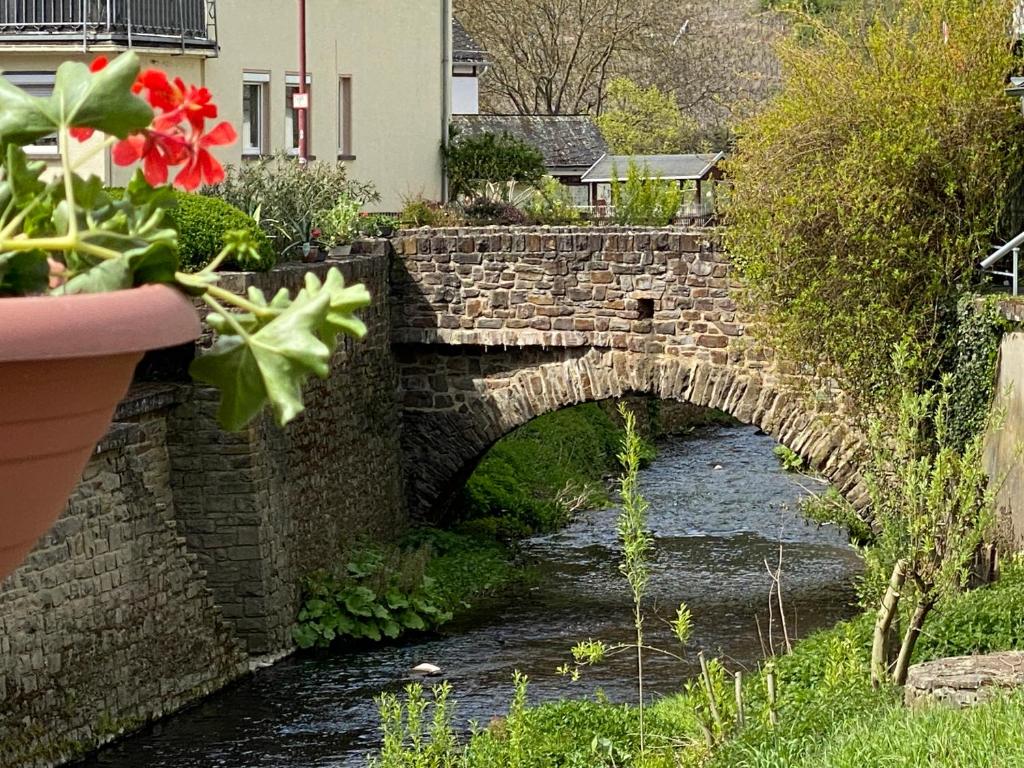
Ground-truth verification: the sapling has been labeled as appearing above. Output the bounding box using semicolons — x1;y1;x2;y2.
558;404;695;756
866;369;998;687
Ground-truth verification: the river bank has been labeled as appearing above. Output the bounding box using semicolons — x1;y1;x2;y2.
83;424;863;767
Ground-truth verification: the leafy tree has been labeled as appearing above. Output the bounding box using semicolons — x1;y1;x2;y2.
864;354;996;688
443;129;545;201
610;161;683;226
597;77;697;154
724;0;1024;409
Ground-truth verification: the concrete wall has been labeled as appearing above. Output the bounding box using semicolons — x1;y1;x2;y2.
0;251;406;767
0;0;447;210
986;331;1024;547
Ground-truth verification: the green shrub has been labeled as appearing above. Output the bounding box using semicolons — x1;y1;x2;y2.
400;196;464;228
444;129;546;201
772;444;803;473
524;176;582;225
610;161;683;226
725;0;1024;408
205;152;378;256
462;197;528;226
167;192;275;272
293;547;451;648
107;187;274;272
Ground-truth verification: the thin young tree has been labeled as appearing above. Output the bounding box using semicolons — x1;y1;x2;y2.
866;362;997;687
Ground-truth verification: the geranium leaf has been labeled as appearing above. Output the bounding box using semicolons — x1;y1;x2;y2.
53;52;153;137
188;335;269;432
59;256;132;294
0;78;58;145
0;251;49;295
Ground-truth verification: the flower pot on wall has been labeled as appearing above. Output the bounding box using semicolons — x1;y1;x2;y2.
329;244;352;258
0;285;201;584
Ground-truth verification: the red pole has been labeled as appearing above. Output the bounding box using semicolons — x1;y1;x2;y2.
298;0;308;163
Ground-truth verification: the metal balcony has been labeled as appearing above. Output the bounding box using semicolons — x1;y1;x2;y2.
0;0;218;53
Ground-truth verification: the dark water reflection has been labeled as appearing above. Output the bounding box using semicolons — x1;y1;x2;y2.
84;426;862;768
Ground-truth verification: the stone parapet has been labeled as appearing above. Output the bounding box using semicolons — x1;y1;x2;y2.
391;226;758;369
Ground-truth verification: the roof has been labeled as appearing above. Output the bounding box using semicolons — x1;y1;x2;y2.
453;18;488;65
451;114;608;171
581;153;725;183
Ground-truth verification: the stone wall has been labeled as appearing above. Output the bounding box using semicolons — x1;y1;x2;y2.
168;253;406;654
0;388;248;768
392;227;765;370
0;250;406;767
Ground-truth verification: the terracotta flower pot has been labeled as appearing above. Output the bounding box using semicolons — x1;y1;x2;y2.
0;285;200;584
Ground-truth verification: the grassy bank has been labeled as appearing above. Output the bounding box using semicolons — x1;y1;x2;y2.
371;559;1024;767
456;399;736;537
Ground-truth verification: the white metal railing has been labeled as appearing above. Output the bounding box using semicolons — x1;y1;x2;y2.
578;202;717;226
0;0;216;50
981;230;1024;295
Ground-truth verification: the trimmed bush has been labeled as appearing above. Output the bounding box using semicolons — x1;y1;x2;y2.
167;192;275;272
107;188;275;272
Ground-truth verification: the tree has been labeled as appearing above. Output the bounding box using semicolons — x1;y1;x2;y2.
724;0;1024;409
596;77;697;154
865;359;996;688
455;0;671;115
610;161;684;227
442;130;545;201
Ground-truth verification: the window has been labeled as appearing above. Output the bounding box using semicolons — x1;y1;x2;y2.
241;72;269;157
285;73;312;156
7;72;57;155
338;76;353;159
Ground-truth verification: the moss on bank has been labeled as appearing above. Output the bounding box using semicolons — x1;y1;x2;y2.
455;398;737;537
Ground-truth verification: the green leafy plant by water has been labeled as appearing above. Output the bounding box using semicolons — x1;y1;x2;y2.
294;548;451;648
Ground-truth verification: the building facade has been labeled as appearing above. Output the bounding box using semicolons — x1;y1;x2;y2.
0;0;450;210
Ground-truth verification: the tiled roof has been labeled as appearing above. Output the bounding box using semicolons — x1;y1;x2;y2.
452;114;608;171
581;153;725;183
453;17;488;65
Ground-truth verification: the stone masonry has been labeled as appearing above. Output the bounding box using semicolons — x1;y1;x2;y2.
0;250;406;767
168;252;405;655
391;226;864;517
0;389;248;768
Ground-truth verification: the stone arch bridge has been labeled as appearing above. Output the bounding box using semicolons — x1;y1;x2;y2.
390;227;865;518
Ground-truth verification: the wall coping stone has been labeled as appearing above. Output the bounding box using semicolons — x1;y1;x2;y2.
905;652;1024;708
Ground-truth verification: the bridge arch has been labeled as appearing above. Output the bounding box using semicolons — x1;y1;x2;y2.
399;346;865;519
389;225;866;519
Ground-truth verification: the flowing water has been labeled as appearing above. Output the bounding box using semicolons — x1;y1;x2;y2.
85;425;863;768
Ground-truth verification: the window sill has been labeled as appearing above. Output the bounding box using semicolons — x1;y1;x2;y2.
337;153;356;161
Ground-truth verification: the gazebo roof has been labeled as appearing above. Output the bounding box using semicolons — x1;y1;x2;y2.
581;152;725;183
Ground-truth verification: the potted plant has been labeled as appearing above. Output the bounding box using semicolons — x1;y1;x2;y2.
319;195;361;256
0;53;370;583
359;212;400;239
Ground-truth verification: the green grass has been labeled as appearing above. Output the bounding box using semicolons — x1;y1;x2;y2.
456;402;637;535
370;559;1024;766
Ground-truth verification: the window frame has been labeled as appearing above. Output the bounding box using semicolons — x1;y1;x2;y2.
285;72;313;157
241;71;270;158
338;74;353;160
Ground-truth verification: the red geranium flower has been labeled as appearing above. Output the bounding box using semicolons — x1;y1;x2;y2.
173;121;237;190
112;130;190;187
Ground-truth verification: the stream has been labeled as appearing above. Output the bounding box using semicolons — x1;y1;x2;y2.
85;424;863;767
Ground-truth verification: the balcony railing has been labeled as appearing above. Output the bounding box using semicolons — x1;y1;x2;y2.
0;0;217;52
